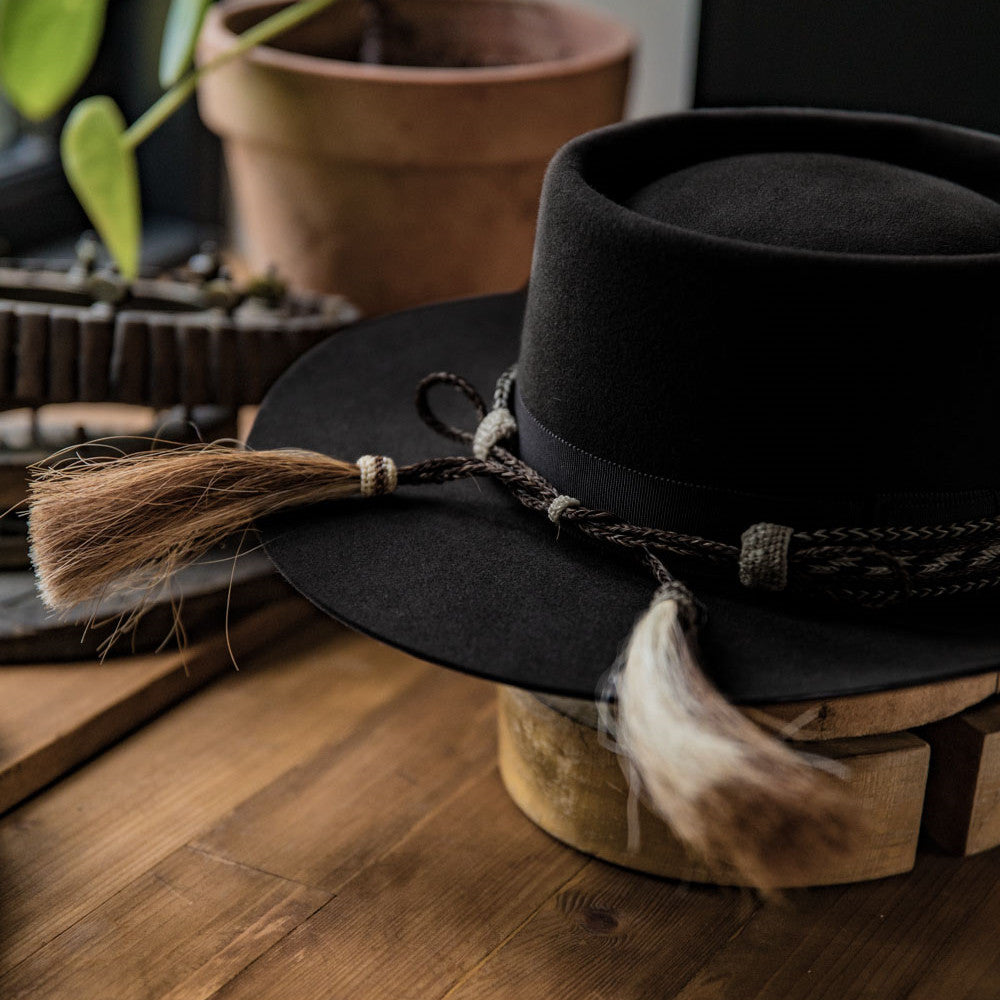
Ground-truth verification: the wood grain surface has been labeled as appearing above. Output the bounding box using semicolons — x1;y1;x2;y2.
0;596;312;814
1;611;999;999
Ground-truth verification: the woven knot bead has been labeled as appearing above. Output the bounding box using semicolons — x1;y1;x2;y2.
739;522;794;591
654;579;696;607
473;407;517;460
357;455;398;497
547;494;580;523
652;579;701;630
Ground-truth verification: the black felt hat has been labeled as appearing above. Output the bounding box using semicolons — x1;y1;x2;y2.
31;106;1000;886
248;107;1000;705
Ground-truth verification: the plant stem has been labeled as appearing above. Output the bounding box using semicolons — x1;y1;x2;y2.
123;0;340;150
359;0;388;64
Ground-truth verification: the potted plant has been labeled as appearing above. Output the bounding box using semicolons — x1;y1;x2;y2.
196;0;634;313
0;0;362;435
0;0;633;314
0;0;355;280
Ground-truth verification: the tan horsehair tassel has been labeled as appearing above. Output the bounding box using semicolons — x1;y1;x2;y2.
613;585;863;891
28;444;397;612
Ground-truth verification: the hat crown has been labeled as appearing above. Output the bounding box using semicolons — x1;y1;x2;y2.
518;110;1000;537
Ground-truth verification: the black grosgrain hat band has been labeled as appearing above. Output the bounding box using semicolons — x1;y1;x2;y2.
513;386;1000;539
397;366;1000;611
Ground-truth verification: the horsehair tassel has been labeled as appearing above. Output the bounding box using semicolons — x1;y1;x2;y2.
613;582;864;891
28;444;398;612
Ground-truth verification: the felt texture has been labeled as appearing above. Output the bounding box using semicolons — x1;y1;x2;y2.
250;292;1000;703
627;152;1000;254
249;109;1000;703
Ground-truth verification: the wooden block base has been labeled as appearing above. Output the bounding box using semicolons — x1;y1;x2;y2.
920;697;1000;855
497;686;931;887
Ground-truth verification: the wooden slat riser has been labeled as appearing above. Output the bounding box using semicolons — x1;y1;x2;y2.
920;697;1000;855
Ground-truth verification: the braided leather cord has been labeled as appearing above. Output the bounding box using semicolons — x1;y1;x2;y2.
400;371;1000;609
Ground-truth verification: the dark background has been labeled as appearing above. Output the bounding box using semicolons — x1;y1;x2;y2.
696;0;1000;134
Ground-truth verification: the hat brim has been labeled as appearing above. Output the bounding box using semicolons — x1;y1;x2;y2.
249;292;1000;704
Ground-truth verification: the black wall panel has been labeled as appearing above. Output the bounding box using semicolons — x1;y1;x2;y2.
696;2;1000;134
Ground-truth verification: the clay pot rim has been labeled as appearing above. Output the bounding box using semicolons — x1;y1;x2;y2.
202;0;636;85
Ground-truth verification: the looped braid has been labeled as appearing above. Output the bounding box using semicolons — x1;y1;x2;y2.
402;368;1000;609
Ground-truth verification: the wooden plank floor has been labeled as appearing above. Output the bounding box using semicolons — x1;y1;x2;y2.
3;598;1000;999
0;596;312;815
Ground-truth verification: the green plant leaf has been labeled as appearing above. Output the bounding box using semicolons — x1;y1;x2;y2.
159;0;213;88
0;0;108;121
61;97;141;280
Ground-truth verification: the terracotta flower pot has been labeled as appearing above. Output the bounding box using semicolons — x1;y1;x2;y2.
196;0;634;314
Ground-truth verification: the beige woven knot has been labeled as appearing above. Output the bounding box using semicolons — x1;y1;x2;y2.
473;407;517;460
547;495;580;523
739;522;794;591
356;455;398;497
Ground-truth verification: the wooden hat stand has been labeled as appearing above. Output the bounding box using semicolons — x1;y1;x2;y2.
498;668;1000;887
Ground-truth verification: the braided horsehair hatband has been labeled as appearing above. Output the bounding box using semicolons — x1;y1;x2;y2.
356;365;1000;615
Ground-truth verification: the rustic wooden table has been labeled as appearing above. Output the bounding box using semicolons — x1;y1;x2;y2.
2;595;999;999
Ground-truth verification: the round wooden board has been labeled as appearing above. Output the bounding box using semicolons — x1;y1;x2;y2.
741;673;1000;740
498;686;933;887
